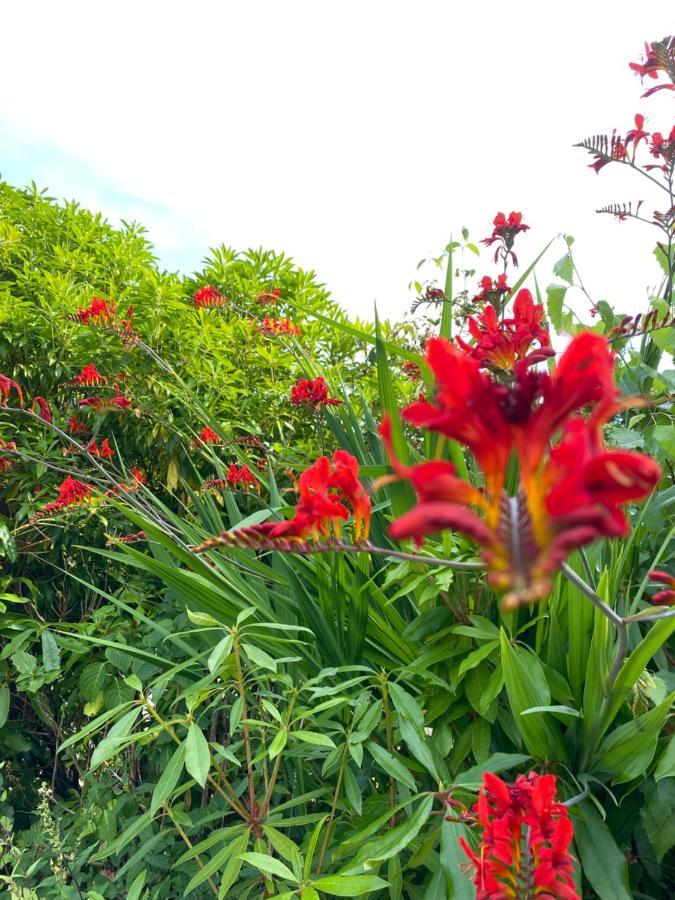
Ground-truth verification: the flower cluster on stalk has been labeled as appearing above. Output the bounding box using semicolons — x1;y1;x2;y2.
193;285;228;308
290;377;342;408
648;570;675;606
458;772;579;900
481;212;529;266
260;316;301;337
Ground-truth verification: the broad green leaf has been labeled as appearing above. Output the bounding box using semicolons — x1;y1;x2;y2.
367;740;417;790
304;816;329;881
457;642;498;679
454;753;532;788
269;726;288;760
208;634;233;674
242;643;277;672
593;692;674;783
41;630;60;671
641;778;675;863
150;742;186;814
218;831;249;898
0;685;9;728
440;818;475;900
655;734;675;781
185;722;210;787
90;707;141;770
184;828;246;895
293;730;336;748
573;802;631;900
238;852;298;883
312;874;389;896
127;870;146;900
342;795;433;872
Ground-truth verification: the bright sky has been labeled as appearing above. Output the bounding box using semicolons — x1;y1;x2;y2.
1;1;673;321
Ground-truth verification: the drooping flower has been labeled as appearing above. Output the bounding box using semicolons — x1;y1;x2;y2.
456;289;553;371
383;334;660;607
86;438;115;459
629;37;675;97
107;467;145;496
32;397;52;423
66;363;107;387
193;285;228;308
0;374;23;406
481;212;530;266
79;390;131;413
625;113;650;148
459;772;579;900
290;377;342;408
66;416;89;435
648;570;675;606
75;297;116;325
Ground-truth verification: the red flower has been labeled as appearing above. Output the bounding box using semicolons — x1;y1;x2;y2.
625;113;650;148
67;363;107;387
106;530;146;546
456;289;553;371
75;297;115;325
290;377;342;408
79;390;131;413
66;416;89;435
256;289;281;305
86;438;115;459
384;334;660;606
481;212;529;266
0;374;23;406
32;397;52;424
460;772;579;900
473;274;511;307
648;570;675;606
195;426;221;446
229;451;370;544
193;285;228;308
36;476;93;517
588;135;627;173
225;463;259;491
629;37;675;97
260;316;302;336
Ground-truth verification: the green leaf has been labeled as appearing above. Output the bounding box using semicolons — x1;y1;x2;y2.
79;661;110;701
454;752;532;788
521;705;582;718
184;828;246;895
229;695;244;735
127;869;146;900
553;252;574;285
655;734;675;781
457;642;498;679
41;630;60;672
208;634;233;674
217;831;249;898
0;685;9;728
185;722;210;788
90;707;141;769
292;729;336;748
440;818;475;900
343;765;362;815
342;795;433;873
573;802;632;900
641;778;675;863
546;283;567;332
312;874;389;896
366;741;416;790
242;643;277;672
151;742;186;814
238;852;298;883
269;726;288;760
593;692;674;783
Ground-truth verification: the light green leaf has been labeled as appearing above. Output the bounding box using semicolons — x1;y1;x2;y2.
151;743;186;814
0;685;9;728
127;869;146;900
293;730;336;748
343;765;362;815
208;634;233;674
41;630;60;672
269;726;288;760
366;741;417;790
238;852;298;883
90;707;141;769
312;874;389;896
342;795;433;873
242;643;277;672
655;734;675;781
185;722;210;788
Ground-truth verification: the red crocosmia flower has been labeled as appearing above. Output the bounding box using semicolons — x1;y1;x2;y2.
195;427;221;446
37;476;93;517
648;570;675;606
68;363;107;387
456;289;553;371
629;37;675;97
106;530;146;547
32;397;52;423
290;377;342;408
66;416;89;435
79;390;131;413
460;772;579;900
230;451;370;544
225;463;259;491
472;273;511;307
0;439;17;473
385;334;660;607
256;289;280;305
481;212;529;266
0;374;23;406
75;297;116;325
260;316;302;336
193;285;228;308
625;113;650;148
86;438;115;459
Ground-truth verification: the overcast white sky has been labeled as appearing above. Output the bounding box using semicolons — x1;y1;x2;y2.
1;1;673;320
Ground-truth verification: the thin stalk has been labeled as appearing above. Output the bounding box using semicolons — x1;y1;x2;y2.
163;803;219;897
232;630;259;826
258;690;298;821
379;673;397;827
316;742;349;875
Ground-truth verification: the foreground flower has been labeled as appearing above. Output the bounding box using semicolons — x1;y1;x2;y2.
290;377;342;408
66;416;89;435
86;438;115;459
193;285;228;308
481;212;529;266
383;333;660;607
456;289;553;371
648;570;675;606
0;374;23;406
36;476;93;517
459;772;579;900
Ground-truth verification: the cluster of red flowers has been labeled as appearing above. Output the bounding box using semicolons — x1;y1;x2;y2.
648;570;675;606
66;364;107;387
66;416;89;435
290;377;342;408
587;115;675;176
195;426;221;446
85;438;114;459
456;289;554;371
256;289;281;305
481;212;529;266
381;327;661;607
79;389;131;414
0;374;23;406
260;316;301;337
472;274;511;307
193;285;228;308
0;439;17;473
629;36;675;97
37;475;93;517
75;297;116;325
106;468;145;495
202;463;259;493
225;451;370;544
459;772;579;900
